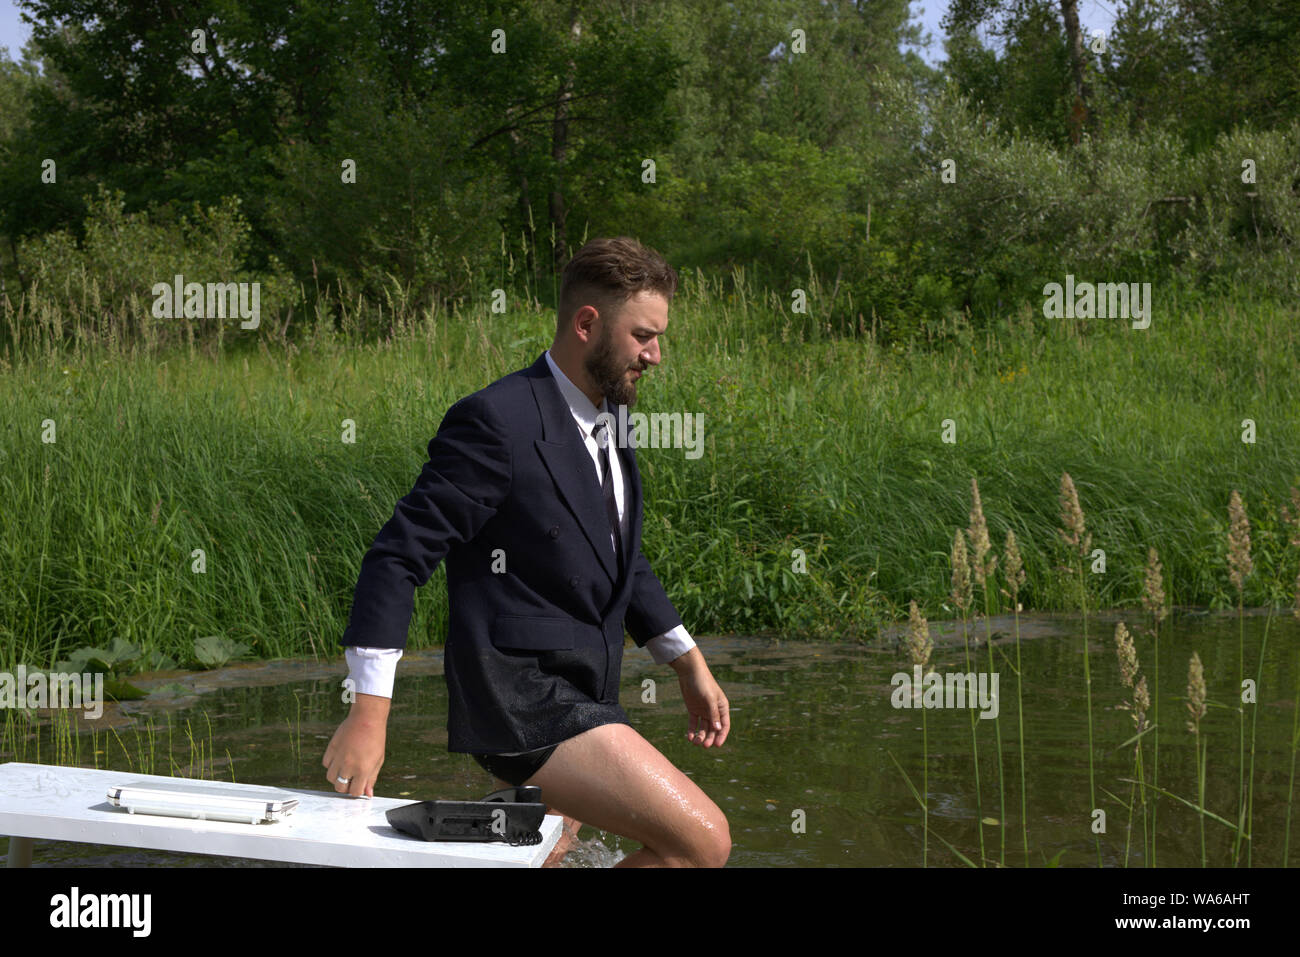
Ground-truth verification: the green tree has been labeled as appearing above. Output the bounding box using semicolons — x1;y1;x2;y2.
944;0;1091;146
1172;0;1300;149
268;63;513;312
0;43;45;293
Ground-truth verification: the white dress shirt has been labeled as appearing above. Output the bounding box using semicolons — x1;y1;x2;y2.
344;349;697;702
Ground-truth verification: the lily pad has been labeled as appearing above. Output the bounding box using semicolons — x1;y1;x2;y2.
59;638;142;675
103;678;148;701
103;637;141;664
193;635;251;669
63;646;112;673
143;650;179;671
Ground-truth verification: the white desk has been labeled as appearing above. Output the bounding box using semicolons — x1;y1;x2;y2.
0;762;561;868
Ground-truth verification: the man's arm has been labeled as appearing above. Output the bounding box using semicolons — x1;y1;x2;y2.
670;641;729;748
623;547;729;748
623;545;686;648
342;649;397;753
325;393;510;797
340;391;512;651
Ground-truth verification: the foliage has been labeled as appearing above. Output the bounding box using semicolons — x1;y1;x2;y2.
17;185;299;348
0;0;1295;344
192;635;251;669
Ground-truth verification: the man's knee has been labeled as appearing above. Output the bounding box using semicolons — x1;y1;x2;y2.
668;803;730;867
700;808;732;867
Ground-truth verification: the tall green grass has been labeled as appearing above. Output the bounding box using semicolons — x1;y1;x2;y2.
2;270;1299;674
0;706;228;781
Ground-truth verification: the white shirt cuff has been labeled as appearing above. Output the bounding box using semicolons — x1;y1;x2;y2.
347;627;693;694
345;646;403;699
644;624;696;665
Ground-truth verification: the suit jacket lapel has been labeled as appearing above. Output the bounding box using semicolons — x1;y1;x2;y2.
528;353;638;584
619;419;643;582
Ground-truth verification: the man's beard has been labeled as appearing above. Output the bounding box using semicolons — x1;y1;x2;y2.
584;324;639;407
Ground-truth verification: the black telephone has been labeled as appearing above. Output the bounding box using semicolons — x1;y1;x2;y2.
386;785;547;845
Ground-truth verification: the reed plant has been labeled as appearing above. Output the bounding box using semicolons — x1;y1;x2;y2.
950;528;985;864
1187;652;1209;867
1;708;34;762
1140;547;1167;866
905;599;933;866
1113;621;1151;867
1226;490;1253;866
1058;472;1101;866
1000;529;1029;867
0;707;224;782
967;478;1006;866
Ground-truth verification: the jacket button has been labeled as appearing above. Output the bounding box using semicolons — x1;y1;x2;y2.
569;575;580;588
549;526;559;538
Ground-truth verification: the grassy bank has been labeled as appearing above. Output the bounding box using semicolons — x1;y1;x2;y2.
2;273;1299;673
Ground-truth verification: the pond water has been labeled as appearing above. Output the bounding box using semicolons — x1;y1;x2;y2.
3;609;1297;867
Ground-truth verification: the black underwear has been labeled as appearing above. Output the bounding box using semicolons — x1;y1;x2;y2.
471;744;559;786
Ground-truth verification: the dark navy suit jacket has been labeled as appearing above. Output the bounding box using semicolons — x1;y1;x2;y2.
340;351;683;754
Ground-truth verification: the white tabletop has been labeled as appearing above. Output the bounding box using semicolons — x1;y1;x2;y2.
0;762;562;868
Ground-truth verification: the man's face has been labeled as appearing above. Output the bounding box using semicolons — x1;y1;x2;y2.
583;291;667;408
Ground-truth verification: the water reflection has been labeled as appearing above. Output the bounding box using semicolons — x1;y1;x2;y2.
3;609;1297;867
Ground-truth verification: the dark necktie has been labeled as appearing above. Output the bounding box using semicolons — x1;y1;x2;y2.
593;419;624;578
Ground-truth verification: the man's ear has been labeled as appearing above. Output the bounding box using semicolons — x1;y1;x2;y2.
571;304;599;344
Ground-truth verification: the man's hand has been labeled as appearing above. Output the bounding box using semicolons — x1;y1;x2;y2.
670;647;730;748
322;692;390;797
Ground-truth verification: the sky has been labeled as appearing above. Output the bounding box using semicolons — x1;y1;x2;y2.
0;0;1121;69
0;1;29;60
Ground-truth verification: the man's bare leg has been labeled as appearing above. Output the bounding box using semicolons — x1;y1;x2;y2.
488;775;584;867
521;722;731;868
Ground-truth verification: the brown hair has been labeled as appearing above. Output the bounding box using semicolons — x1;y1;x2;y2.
557;237;678;337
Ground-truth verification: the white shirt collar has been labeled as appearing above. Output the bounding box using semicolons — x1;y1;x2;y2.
544;349;608;439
